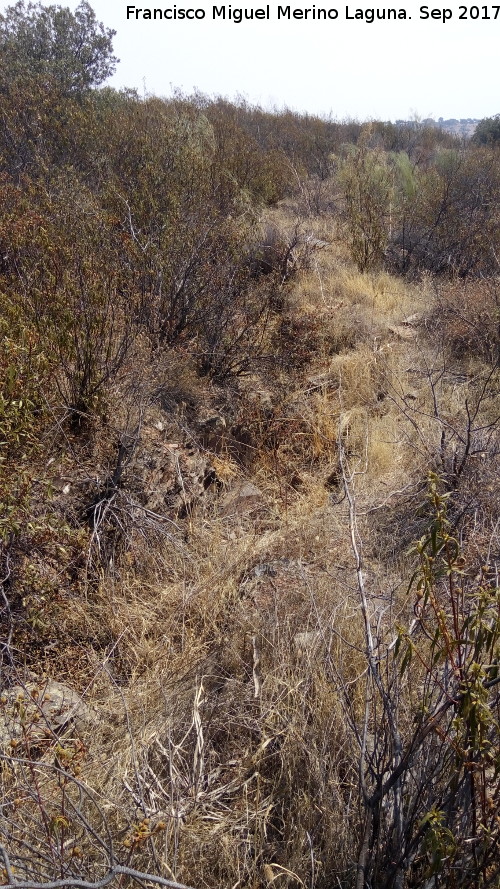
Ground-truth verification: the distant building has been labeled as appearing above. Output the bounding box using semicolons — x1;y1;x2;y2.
392;117;479;138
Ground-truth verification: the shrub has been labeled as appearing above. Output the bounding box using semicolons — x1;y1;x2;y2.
1;177;134;423
388;146;500;277
339;136;393;271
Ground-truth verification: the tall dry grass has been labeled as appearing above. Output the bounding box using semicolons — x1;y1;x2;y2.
2;215;499;889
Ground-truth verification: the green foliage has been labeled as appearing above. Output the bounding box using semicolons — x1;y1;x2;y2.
473;114;500;146
203;99;346;183
204;98;290;205
372;118;456;157
385;144;500;277
1;17;500;886
1;175;134;419
419;808;457;874
398;474;500;885
393;150;418;201
0;0;117;93
352;471;500;889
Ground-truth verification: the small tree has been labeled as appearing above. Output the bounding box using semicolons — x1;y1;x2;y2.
473;114;500;146
0;0;118;93
339;134;393;272
1;175;133;424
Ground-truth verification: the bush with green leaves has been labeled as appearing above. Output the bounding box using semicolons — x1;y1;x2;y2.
1;176;134;423
0;0;117;93
344;471;500;889
0;307;48;548
473;114;500;147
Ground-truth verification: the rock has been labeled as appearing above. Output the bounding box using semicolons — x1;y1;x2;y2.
221;482;264;517
304;236;329;249
401;314;419;326
388;324;417;341
240;558;291;587
0;680;95;748
197;413;227;449
250;562;278;579
198;414;226;429
133;435;219;518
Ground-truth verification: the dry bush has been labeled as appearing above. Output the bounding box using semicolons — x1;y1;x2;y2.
288;171;339;218
427;278;500;366
388;145;500;278
270;310;328;371
221;383;338;473
363;330;500;562
247;218;328;298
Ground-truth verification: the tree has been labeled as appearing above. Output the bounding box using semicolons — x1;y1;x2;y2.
0;0;118;93
473;114;500;146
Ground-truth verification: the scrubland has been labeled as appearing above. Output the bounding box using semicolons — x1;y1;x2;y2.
1;6;500;888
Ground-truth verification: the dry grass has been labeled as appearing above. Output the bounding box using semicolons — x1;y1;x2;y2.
72;241;424;886
3;205;499;889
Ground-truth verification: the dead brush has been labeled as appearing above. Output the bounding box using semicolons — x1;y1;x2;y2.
270;311;327;372
72;462;373;889
89;562;365;889
427;277;500;366
248;218;327;288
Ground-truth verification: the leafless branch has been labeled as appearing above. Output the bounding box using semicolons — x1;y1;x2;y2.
0;863;195;889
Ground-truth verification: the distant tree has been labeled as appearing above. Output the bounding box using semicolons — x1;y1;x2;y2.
473;114;500;145
0;0;118;92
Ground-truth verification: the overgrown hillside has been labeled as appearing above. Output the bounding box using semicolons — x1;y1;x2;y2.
1;4;499;889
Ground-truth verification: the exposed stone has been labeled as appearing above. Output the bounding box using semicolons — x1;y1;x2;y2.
401;314;419;326
197;413;227;450
0;680;95;748
221;482;264;517
249;562;278;579
131;429;219;518
388;324;417;341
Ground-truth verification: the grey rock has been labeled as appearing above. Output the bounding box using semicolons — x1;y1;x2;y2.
0;679;95;748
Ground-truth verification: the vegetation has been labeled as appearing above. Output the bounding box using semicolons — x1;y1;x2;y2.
1;4;499;889
473;114;500;146
0;0;117;91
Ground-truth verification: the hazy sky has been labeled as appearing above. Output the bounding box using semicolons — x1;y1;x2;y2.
3;0;500;120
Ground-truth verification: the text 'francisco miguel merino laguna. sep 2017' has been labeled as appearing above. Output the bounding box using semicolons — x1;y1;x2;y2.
126;5;500;21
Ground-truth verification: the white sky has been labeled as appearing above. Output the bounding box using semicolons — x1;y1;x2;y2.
4;0;500;120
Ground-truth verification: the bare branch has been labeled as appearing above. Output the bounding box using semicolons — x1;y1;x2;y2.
0;865;195;889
